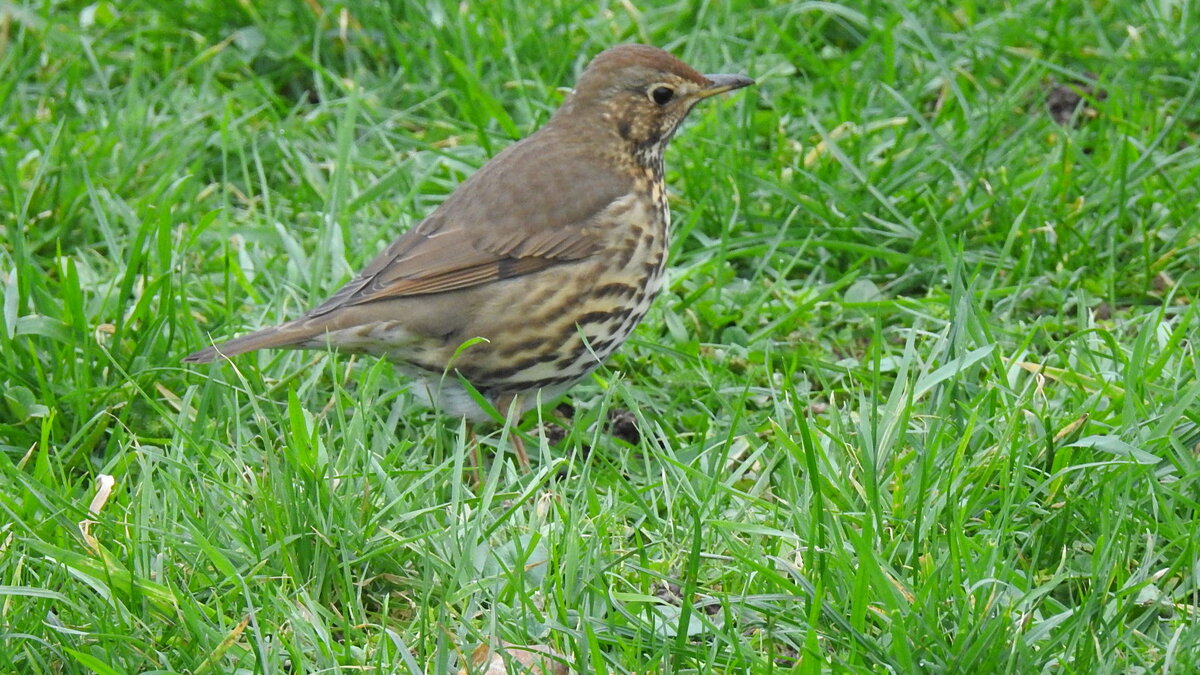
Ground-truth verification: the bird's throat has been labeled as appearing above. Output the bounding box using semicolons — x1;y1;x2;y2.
633;143;666;182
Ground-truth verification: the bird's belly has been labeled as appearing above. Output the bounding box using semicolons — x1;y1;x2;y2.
453;229;668;396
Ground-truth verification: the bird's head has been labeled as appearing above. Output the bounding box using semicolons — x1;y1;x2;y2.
553;45;754;168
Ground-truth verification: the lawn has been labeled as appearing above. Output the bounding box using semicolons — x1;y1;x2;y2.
2;1;1198;673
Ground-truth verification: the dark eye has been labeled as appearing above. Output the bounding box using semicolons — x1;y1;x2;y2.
650;86;674;105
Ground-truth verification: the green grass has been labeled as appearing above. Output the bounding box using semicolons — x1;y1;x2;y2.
2;0;1199;672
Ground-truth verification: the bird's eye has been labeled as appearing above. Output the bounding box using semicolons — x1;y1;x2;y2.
650;86;675;105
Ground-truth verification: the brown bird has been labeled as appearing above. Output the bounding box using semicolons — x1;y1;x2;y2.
185;44;753;439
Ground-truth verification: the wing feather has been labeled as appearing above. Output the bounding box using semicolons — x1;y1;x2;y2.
306;126;630;318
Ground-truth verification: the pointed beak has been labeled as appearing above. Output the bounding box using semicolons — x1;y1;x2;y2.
697;73;755;99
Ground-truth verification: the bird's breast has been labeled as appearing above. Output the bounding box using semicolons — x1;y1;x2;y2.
429;184;672;399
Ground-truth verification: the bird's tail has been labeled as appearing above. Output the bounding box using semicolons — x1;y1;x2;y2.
183;324;311;363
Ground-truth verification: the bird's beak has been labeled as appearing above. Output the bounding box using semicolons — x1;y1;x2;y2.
697;73;755;99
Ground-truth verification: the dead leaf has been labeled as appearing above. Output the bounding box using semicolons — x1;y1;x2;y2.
458;641;569;674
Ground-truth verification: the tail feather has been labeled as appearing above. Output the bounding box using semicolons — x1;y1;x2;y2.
183;325;312;363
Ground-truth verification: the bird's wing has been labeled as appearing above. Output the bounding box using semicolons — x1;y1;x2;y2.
306;130;631;318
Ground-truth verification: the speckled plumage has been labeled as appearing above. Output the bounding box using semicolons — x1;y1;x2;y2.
185;44;753;420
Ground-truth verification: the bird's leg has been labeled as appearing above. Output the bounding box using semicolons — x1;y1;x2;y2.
513;434;529;472
497;394;530;471
467;428;484;487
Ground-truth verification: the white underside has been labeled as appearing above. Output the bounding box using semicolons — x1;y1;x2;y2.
404;370;576;423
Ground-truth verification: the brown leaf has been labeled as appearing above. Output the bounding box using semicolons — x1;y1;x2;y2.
459;641;570;675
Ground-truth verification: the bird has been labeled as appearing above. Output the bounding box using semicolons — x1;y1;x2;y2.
185;44;754;453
